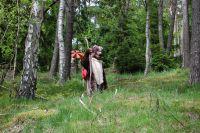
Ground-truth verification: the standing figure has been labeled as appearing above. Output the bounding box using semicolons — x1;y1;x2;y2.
81;45;107;96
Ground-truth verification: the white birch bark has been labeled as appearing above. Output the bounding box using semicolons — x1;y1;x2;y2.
58;0;67;84
18;0;43;99
144;0;151;76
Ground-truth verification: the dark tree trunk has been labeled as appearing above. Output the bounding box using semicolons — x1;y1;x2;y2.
158;0;164;50
189;0;200;84
167;0;177;52
65;0;75;80
144;0;151;76
49;28;59;78
182;0;190;68
18;0;43;99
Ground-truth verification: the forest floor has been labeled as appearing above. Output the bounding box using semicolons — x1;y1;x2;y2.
0;69;200;133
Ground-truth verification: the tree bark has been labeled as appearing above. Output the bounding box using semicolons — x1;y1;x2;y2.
182;0;190;68
18;0;43;99
144;0;151;76
65;0;75;80
158;0;164;50
189;0;200;84
49;30;59;78
58;0;67;84
167;0;177;52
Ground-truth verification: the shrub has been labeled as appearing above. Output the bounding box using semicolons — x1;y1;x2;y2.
151;45;181;72
115;42;145;73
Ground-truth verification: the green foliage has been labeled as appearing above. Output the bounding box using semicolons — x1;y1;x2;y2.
0;0;57;71
0;0;182;74
0;0;30;70
115;41;145;73
151;45;181;71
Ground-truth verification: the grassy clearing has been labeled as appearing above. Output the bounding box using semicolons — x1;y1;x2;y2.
0;69;199;132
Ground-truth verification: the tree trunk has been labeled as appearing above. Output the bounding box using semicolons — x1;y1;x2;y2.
49;30;59;78
189;0;200;84
13;0;20;79
182;0;190;68
57;0;67;84
158;0;164;50
144;0;151;76
167;0;177;52
18;0;43;99
65;0;75;80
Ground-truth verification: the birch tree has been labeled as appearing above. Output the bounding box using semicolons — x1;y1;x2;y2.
144;0;151;75
57;0;67;84
18;0;43;99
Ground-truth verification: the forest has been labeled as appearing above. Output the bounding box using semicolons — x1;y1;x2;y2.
0;0;200;132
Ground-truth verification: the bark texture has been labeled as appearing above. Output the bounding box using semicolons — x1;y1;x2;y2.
49;29;59;78
189;0;200;84
144;0;151;76
18;0;43;99
57;0;67;84
65;0;75;80
182;0;190;68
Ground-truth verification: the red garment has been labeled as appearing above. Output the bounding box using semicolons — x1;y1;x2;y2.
81;68;87;80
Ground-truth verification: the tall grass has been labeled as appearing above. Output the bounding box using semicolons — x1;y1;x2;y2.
0;69;199;132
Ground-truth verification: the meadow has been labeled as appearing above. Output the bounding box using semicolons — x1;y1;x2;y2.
0;69;199;132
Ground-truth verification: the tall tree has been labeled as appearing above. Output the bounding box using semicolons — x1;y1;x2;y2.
65;0;75;80
158;0;164;50
144;0;151;75
57;0;67;84
182;0;190;68
167;0;177;52
189;0;200;84
18;0;43;99
49;27;59;78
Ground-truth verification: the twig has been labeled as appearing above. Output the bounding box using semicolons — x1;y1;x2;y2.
152;92;185;127
44;0;60;14
0;113;10;116
13;0;20;80
79;93;96;115
0;25;9;45
162;100;185;127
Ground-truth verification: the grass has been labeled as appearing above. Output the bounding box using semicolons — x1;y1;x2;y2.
0;69;199;133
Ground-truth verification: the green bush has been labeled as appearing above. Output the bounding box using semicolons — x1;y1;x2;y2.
115;42;145;73
151;45;181;72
